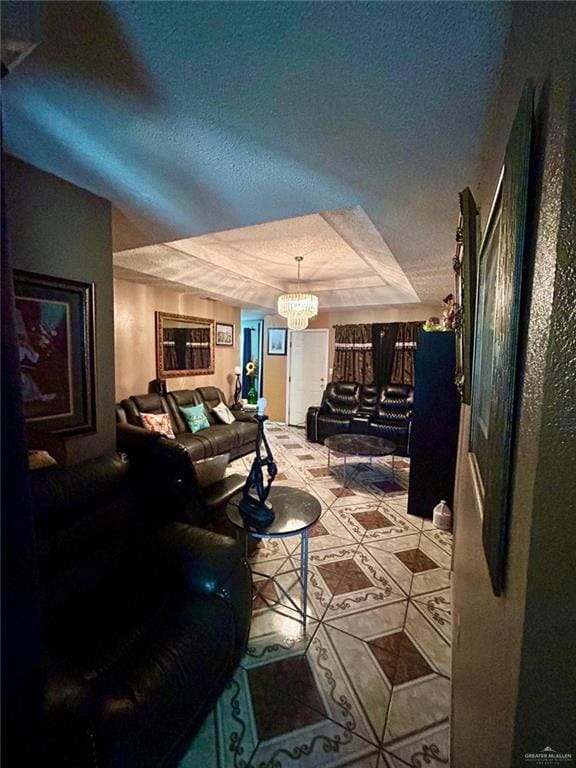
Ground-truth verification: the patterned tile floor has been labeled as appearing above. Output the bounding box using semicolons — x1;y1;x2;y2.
180;424;452;768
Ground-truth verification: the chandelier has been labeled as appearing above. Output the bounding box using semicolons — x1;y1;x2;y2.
277;256;319;330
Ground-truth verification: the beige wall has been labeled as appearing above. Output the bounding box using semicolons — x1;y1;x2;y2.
262;304;440;423
452;406;529;766
262;315;288;421
114;279;240;402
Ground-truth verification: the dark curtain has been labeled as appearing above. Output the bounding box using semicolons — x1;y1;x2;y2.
391;322;420;385
162;328;178;369
242;327;252;396
185;328;210;369
172;328;188;369
372;323;400;387
333;324;373;383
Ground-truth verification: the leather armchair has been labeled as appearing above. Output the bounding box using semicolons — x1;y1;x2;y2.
306;381;360;441
116;422;247;532
32;453;251;768
307;381;413;456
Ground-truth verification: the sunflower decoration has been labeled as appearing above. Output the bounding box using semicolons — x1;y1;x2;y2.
245;360;259;404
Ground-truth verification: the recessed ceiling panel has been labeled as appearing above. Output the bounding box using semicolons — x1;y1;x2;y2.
113;206;420;311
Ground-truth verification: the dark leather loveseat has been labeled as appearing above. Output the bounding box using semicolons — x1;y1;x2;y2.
32;453;251;767
306;381;414;456
117;386;258;462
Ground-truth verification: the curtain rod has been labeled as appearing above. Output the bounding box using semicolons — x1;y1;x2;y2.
332;321;422;328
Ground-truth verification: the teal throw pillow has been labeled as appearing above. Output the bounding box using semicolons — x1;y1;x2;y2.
180;403;211;434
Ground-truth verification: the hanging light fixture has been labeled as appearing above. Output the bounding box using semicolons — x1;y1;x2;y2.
277;256;319;330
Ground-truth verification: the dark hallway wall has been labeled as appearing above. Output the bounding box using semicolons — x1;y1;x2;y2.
512;62;576;761
4;155;115;463
451;4;576;766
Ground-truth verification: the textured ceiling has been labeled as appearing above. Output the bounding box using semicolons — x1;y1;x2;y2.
3;1;512;304
114;206;419;311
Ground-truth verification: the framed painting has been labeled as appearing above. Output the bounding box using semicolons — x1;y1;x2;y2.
215;322;234;347
267;327;287;356
14;270;96;435
453;187;479;404
469;82;533;596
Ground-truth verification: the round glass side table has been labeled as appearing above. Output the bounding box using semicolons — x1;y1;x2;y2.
225;486;321;627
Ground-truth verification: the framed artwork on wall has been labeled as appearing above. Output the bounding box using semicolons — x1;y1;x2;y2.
267;327;287;356
215;322;234;347
14;270;96;436
469;82;533;596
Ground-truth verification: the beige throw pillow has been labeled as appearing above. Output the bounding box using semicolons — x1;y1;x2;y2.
212;401;236;425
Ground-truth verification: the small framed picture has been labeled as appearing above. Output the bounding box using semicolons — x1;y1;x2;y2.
267;327;287;356
215;322;234;347
14;270;96;435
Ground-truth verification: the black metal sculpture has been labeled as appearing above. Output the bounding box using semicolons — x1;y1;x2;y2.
233;368;242;406
239;414;277;529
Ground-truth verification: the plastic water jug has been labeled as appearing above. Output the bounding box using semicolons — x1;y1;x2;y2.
433;500;452;531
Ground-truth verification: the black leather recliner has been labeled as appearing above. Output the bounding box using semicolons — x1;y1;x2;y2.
32;453;251;768
307;381;413;456
116;424;258;552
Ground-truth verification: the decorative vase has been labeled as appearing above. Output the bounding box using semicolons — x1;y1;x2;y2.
247;380;258;405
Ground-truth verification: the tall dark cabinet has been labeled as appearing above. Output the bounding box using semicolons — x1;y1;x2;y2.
407;330;460;519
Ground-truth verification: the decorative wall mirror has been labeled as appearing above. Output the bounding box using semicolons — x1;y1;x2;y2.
453;187;479;405
155;312;214;377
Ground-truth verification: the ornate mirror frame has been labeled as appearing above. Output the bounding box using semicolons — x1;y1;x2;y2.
155;311;215;378
453;187;479;404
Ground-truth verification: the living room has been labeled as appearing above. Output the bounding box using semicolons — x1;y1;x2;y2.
2;3;575;768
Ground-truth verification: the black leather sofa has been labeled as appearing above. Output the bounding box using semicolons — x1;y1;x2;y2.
117;386;258;462
32;453;251;767
306;381;414;456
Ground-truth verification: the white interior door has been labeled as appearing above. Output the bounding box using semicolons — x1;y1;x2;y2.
287;330;329;426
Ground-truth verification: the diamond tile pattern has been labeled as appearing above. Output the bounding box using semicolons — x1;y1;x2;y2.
309;520;329;538
394;548;439;573
248;656;325;739
369;631;434;684
330;486;356;498
354;509;394;530
182;423;453;768
317;559;373;595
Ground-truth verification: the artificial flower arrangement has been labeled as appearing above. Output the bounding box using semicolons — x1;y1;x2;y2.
245;360;259;404
423;294;458;332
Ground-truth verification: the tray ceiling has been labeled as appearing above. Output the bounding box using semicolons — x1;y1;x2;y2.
113;206;419;311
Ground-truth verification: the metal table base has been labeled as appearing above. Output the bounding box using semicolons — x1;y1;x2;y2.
226;486;321;631
245;528;310;628
327;448;396;487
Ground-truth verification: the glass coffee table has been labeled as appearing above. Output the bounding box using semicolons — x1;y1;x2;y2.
225;486;321;627
324;434;397;486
